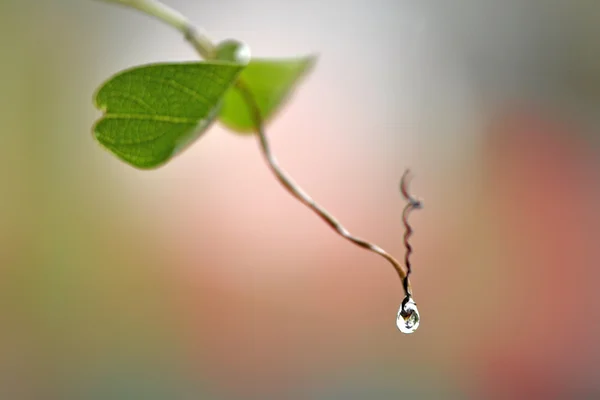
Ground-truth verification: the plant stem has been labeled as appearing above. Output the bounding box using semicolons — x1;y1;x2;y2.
95;0;411;290
93;0;215;59
235;81;409;286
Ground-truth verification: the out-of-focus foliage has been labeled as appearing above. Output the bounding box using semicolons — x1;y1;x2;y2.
218;57;316;133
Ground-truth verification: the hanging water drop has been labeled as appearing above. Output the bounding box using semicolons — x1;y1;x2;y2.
396;297;420;334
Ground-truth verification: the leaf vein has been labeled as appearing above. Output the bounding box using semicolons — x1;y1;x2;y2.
102;114;198;124
104;90;158;113
131;76;211;105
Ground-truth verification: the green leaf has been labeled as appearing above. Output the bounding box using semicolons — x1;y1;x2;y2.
93;62;244;169
218;56;317;133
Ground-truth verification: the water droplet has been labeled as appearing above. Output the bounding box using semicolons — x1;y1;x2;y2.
397;297;420;334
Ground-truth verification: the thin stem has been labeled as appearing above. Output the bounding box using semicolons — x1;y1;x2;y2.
93;0;215;59
235;81;409;286
94;0;413;295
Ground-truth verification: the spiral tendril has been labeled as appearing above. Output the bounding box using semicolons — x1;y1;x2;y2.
399;169;422;306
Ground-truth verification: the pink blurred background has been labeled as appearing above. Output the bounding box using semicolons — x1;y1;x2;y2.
1;0;599;398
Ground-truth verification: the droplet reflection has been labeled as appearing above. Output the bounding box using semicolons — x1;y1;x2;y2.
396;297;420;334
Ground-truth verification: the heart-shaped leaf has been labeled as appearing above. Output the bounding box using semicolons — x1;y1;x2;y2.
93;62;244;169
218;56;316;133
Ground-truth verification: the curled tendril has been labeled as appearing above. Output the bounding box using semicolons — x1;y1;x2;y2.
399;169;423;308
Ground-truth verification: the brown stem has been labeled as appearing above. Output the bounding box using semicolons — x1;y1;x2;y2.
235;81;409;290
94;0;418;300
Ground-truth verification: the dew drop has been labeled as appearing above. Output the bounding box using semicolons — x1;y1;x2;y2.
396;297;420;334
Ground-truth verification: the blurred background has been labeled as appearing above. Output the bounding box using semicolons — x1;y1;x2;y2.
1;0;599;398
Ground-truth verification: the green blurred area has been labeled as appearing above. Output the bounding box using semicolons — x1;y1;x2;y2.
0;1;196;397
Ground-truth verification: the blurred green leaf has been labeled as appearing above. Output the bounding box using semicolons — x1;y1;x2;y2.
93;62;244;169
218;56;317;133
